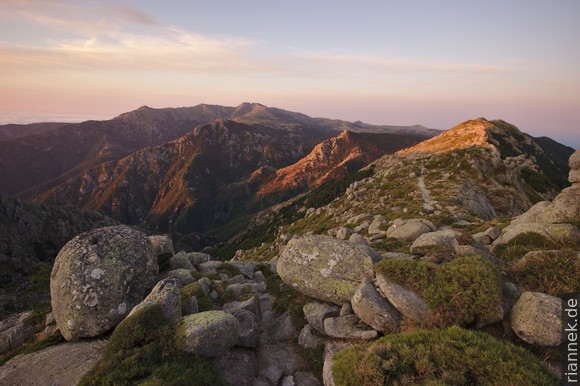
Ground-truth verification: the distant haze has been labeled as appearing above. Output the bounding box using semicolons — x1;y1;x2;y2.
0;1;578;149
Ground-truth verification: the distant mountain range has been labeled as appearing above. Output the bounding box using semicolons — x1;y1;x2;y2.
0;103;437;233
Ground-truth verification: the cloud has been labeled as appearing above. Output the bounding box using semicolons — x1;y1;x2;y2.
0;1;511;81
0;0;163;36
0;30;258;74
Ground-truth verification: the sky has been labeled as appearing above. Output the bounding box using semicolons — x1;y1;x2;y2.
0;0;579;148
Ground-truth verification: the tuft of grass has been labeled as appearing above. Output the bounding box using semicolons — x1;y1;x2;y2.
369;238;408;253
509;250;580;297
80;304;226;386
332;326;558;386
215;263;242;278
180;283;213;312
375;256;502;328
256;263;311;328
495;232;557;264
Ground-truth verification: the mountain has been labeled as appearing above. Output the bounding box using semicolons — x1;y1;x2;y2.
221;117;573;260
0;103;438;199
253;130;423;199
32;119;328;232
33;115;425;234
0;122;71;142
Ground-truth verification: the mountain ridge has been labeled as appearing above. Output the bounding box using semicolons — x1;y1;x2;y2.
0;103;439;198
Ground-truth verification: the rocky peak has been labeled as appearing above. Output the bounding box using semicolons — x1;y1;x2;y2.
255;131;422;197
399;118;495;156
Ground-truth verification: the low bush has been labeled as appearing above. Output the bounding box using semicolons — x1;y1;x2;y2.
509;249;580;297
332;326;558;385
375;256;502;327
495;232;557;264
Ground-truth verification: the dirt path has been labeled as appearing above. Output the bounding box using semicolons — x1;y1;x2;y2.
417;169;434;211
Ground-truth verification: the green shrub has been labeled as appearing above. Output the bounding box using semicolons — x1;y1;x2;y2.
332;326;558;385
495;232;557;264
80;305;225;386
375;256;502;327
509;250;580;297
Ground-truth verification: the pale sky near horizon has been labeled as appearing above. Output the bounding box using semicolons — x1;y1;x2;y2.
1;0;579;147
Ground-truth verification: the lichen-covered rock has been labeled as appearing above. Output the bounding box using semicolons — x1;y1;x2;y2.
386;218;435;242
351;278;400;333
323;315;378;340
186;252;212;268
303;301;340;334
176;311;240;357
335;227;353;240
298;324;326;349
348;233;367;245
512;186;580;225
128;277;181;320
510;292;562;346
0;311;34;354
410;229;462;255
165;268;196;286
230;308;259;348
147;234;174;265
277;235;382;305
0;339;107;386
493;223;580;248
375;274;428;325
210;348;257;386
169;252;194;270
569;149;580;183
50;225;158;341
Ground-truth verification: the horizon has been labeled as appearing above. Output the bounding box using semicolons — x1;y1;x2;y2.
1;1;579;148
0;102;578;149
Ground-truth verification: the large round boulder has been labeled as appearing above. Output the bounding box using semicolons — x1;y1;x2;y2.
50;225;158;341
386;218;435;242
175;311;240;357
277;235;382;305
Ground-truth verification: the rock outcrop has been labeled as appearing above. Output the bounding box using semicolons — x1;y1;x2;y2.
277;235;382;305
50;225;158;340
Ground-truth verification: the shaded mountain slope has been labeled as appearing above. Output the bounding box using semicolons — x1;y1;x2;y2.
34;119;330;233
0;103;438;199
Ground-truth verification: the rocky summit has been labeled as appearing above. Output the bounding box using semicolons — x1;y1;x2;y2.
0;111;577;385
